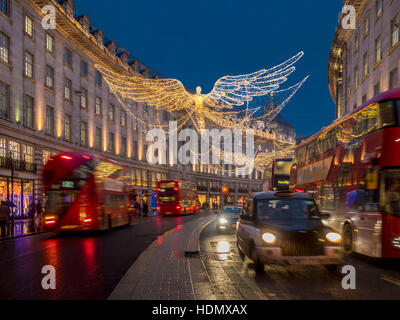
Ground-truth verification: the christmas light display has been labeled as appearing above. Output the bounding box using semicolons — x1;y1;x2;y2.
95;51;307;173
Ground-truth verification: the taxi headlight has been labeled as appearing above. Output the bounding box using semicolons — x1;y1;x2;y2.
219;218;228;225
262;232;277;244
326;232;342;243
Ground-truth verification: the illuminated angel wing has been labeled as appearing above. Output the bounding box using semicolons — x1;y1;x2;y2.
96;65;194;111
207;52;305;107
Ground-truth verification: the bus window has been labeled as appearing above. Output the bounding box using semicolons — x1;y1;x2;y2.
381;170;400;217
379;101;396;128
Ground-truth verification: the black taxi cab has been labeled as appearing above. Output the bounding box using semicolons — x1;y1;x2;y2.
236;191;343;272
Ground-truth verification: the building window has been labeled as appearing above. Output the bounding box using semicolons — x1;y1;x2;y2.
362;52;368;77
132;119;137;131
46;33;54;53
45;65;54;89
163;111;168;121
80;121;88;146
95;71;102;86
374;82;380;96
121;136;127;156
46;105;54;136
0;82;9;118
95;97;102;115
354;34;359;53
22;144;33;165
24;95;33;128
25;15;34;38
375;36;382;63
0;32;9;64
95;127;102;151
108;104;114;121
0;0;10;16
24;51;33;78
363;16;369;37
121;110;126;126
80;88;87;108
108;132;115;154
81;60;88;76
65;78;71;100
65;48;72;65
392;15;399;48
354;66;358;89
375;0;382;19
64;114;71;141
132;141;138;160
390;68;398;90
9;140;20;161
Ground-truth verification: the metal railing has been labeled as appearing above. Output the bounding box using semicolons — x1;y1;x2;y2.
0;156;36;173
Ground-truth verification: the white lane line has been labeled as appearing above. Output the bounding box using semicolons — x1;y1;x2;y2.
380;274;400;287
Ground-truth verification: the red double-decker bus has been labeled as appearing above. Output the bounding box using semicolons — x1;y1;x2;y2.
290;89;400;258
156;180;199;216
42;152;131;232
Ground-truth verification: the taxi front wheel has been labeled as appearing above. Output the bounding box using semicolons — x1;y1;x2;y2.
250;246;264;273
237;242;245;261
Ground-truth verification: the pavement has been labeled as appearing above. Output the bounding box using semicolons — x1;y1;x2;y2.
108;214;216;300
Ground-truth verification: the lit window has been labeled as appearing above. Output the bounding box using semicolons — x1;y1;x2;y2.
64;78;71;100
375;0;382;19
0;82;9;119
64;114;71;141
363;53;368;77
46;33;54;53
392;15;399;47
375;36;382;63
80;121;88;146
0;32;9;64
80;88;87;108
45;65;54;89
25;15;33;37
24;51;33;78
108;104;114;121
95;97;102;115
121;110;126;126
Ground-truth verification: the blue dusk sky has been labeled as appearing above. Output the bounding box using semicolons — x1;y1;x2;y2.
76;0;343;137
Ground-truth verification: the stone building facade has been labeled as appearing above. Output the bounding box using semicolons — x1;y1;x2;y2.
329;0;400;118
0;0;294;217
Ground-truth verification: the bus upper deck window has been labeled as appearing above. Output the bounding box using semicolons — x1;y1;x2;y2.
379;101;396;128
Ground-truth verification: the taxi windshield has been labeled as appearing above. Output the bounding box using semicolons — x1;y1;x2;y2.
222;206;242;214
256;198;320;220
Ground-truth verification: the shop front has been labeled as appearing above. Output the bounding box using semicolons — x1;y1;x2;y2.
0;176;34;219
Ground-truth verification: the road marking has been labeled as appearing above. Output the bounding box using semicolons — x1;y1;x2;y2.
380;274;400;287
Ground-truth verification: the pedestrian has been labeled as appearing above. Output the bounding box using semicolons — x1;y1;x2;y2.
0;201;10;238
28;201;36;232
134;200;140;216
36;199;43;221
143;201;148;217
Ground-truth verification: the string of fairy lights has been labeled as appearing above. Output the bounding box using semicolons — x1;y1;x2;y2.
95;52;308;174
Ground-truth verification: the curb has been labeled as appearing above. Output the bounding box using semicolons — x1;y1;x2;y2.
108;214;215;300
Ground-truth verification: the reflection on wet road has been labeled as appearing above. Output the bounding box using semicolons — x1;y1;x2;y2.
199;219;400;300
0;213;206;300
